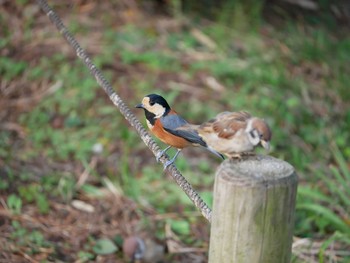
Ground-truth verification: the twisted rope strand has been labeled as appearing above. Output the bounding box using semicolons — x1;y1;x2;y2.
36;0;212;222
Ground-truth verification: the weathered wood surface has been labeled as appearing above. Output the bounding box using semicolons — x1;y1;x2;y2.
208;155;298;263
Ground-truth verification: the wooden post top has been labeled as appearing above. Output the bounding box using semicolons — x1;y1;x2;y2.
209;155;298;263
216;155;297;187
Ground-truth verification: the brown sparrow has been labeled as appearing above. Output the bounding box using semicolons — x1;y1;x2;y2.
197;111;272;158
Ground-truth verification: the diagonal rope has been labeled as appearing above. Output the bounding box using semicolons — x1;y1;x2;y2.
35;0;212;222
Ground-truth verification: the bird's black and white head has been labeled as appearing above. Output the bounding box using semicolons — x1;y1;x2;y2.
245;118;272;150
136;94;171;126
136;94;171;118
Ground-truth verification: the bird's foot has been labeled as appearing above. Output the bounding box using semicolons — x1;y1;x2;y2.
163;160;174;170
229;153;242;159
156;152;163;163
229;152;255;160
163;149;181;170
156;146;171;163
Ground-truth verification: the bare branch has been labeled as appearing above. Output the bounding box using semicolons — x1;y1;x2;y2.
35;0;212;222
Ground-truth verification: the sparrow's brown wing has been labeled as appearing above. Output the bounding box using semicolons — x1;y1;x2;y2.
202;111;252;139
215;111;251;122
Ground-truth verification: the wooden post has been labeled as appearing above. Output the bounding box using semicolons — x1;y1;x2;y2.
208;155;298;263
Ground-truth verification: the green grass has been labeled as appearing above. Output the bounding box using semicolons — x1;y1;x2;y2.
1;1;350;262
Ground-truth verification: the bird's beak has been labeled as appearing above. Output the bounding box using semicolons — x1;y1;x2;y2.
261;140;270;151
135;103;144;109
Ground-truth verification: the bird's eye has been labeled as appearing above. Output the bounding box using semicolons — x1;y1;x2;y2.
259;134;263;139
149;101;155;106
249;131;256;139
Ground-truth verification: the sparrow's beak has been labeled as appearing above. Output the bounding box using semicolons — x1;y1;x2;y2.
261;140;270;151
135;103;144;109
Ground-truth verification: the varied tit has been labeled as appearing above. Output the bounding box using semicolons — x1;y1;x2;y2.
197;111;271;159
136;94;224;169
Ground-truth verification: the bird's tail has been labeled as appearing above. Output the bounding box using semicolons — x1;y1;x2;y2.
188;124;225;160
206;146;225;160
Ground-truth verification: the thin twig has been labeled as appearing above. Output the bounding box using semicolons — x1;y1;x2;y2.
35;0;212;222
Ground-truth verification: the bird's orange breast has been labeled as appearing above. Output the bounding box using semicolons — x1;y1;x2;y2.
151;119;190;149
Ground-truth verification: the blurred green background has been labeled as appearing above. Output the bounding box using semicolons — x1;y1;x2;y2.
1;0;349;262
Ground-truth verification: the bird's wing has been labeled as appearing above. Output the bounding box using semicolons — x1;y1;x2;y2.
161;115;207;147
216;111;252;122
200;111;252;139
